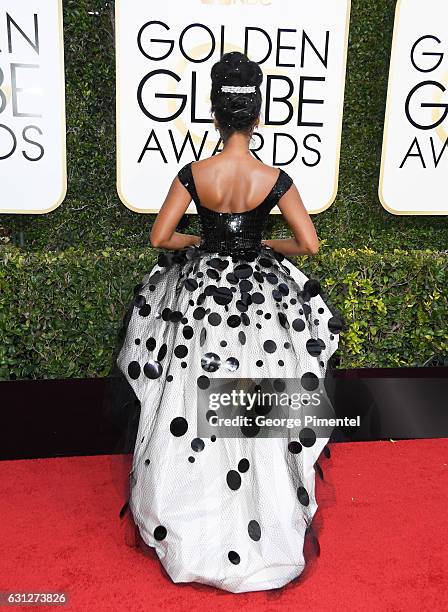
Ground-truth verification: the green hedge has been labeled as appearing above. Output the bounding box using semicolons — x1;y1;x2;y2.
1;0;447;252
1;245;447;380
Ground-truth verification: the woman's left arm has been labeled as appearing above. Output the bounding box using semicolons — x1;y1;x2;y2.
150;175;201;249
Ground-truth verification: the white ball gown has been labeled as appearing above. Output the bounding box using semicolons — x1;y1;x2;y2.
115;160;344;593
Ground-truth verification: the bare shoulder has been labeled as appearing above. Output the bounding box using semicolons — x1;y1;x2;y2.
192;155;280;179
190;157;213;171
255;160;284;179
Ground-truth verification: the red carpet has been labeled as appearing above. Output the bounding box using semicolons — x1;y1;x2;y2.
1;439;447;611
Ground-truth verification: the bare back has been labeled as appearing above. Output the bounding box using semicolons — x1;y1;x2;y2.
150;153;319;256
190;155;282;214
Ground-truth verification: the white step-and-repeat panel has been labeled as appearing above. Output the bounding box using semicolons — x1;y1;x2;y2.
0;0;66;214
115;0;351;214
379;0;448;215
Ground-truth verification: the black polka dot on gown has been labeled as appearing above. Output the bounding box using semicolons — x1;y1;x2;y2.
146;337;156;351
228;550;240;564
278;282;289;296
328;315;343;334
227;314;241;328
234;263;252;279
288;441;302;454
239;279;253;292
139;304;151;317
224;357;239;371
197;375;210;389
278;312;289;328
191;438;205;452
306;338;323;357
201;352;221;372
154;526;167;540
303;279;321;297
182;326;193;339
252;292;265;304
161;308;171;321
263;340;277;353
169;310;183;322
157;343;167;361
193;307;206;320
300;371;319;391
170;417;188;437
213;287;233;305
299;427;317;447
259;257;272;267
174;344;188;358
248;520;261;541
226;470;242;490
236;300;248;312
297;486;310;506
273;378;286;392
238;458;250;473
184;277;198;291
128;361;141;379
292;318;305;332
206;268;220;280
208;312;222;326
206;409;217;422
241;313;250;326
134;294;146;309
241;420;260;438
143;360;163;379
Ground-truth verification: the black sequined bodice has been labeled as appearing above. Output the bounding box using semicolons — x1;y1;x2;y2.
177;161;293;254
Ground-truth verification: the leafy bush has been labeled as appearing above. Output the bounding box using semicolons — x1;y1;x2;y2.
1;245;447;380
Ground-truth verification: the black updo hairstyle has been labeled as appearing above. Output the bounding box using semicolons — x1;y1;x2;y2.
210;51;263;142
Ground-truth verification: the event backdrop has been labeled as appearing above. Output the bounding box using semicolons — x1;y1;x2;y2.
2;0;448;218
115;0;351;214
0;0;66;214
379;0;448;215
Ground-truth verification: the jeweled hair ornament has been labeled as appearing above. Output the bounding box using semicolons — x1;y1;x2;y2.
220;85;256;93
